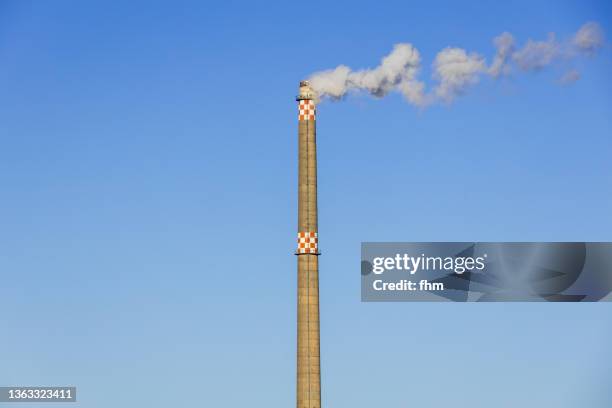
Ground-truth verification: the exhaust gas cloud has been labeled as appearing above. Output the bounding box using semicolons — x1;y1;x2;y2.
308;22;605;107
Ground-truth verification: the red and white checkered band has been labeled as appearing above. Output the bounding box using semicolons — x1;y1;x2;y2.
298;99;316;121
297;231;318;254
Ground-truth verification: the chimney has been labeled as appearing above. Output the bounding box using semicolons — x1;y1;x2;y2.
295;80;321;408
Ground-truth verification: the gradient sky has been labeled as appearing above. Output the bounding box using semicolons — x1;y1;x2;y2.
0;1;611;407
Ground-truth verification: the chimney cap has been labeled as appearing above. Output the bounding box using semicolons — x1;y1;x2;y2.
297;80;315;101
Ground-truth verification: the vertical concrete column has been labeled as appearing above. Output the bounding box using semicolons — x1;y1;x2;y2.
296;81;321;408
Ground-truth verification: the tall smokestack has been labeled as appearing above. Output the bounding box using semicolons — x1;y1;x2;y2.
296;80;321;408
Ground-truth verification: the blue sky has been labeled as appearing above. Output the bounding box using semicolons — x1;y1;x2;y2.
0;1;611;407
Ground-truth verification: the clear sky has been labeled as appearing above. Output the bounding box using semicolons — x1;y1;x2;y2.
0;1;611;407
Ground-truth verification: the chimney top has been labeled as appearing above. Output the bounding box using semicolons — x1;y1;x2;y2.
297;80;314;101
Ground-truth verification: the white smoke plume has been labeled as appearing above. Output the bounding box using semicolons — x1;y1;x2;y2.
572;21;605;54
308;43;426;106
433;47;487;102
512;33;560;71
559;69;581;84
489;32;516;77
307;22;605;107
